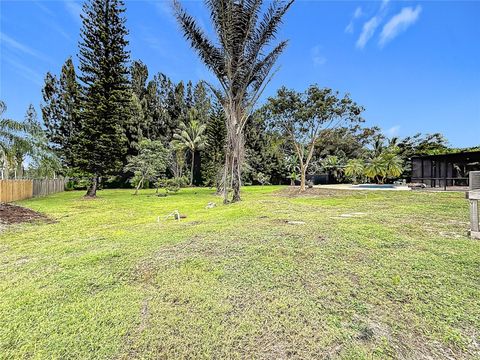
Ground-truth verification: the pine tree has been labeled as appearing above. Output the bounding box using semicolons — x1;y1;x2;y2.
148;73;172;143
185;80;194;109
41;58;81;168
78;0;131;197
126;60;150;154
193;82;210;124
201;101;226;187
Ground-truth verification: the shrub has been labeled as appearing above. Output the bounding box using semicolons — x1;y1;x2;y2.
156;177;189;195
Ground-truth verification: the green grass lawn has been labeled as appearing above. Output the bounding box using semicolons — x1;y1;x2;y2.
1;187;479;359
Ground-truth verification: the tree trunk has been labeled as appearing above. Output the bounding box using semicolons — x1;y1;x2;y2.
300;166;306;191
134;176;144;195
222;105;245;204
231;131;243;203
190;151;195;186
232;154;241;202
85;175;98;197
222;151;230;204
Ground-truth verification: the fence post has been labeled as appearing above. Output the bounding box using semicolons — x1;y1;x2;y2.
468;171;480;240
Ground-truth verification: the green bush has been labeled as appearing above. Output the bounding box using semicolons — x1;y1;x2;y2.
65;181;75;191
156;177;189;194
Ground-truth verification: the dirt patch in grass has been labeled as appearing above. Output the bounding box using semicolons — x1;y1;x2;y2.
0;203;50;225
274;187;355;198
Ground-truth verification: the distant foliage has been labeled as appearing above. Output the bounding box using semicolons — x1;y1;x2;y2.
124;140;169;195
266;85;364;191
1;101;57;180
345;159;365;184
321;155;346;183
201;102;226;188
364;150;403;184
35;0;466;195
156;176;189;195
172;114;207;186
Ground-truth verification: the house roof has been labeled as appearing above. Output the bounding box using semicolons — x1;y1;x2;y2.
412;150;480;162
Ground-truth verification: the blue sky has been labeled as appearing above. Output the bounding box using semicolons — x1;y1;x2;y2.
1;0;479;147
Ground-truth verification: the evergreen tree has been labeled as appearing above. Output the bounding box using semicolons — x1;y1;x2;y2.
244;109;288;185
78;0;131;197
192;82;210;124
130;60;148;99
148;73;171;143
126;60;150;153
201;102;226;187
170;81;187;135
185;80;194;109
41;58;81;168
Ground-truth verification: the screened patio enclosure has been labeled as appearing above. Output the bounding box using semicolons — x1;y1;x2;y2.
411;151;480;189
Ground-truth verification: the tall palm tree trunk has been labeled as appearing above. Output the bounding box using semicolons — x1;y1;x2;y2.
190;151;195;186
222;107;244;203
232;150;241;202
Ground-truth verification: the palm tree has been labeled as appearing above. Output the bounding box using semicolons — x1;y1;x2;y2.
372;134;386;157
345;158;365;184
365;156;387;184
172;113;207;185
382;152;403;179
174;0;294;202
0;101;26;179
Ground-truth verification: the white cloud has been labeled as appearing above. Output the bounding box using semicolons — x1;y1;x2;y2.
46;21;73;42
379;6;422;46
0;32;51;62
345;7;363;34
149;0;176;24
140;26;168;56
64;1;82;24
354;7;363;18
3;54;43;86
311;46;327;66
345;22;354;34
381;0;390;11
356;16;380;49
386;125;401;138
34;0;55;16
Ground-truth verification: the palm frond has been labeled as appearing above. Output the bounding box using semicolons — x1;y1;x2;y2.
246;0;293;60
174;0;226;81
248;40;288;94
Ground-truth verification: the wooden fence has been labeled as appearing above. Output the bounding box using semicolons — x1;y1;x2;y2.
0;180;33;202
0;179;67;203
32;179;67;198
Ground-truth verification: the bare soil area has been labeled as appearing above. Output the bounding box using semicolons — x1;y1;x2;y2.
0;203;50;226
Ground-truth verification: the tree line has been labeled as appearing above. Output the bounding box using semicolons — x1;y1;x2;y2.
1;0;474;199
